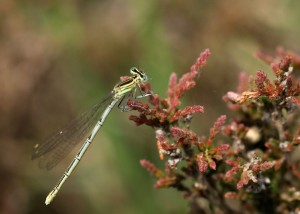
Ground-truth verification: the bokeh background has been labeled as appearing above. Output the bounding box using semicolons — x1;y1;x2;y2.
1;1;300;213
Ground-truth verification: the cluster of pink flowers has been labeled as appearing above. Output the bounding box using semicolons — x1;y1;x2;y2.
128;49;210;129
128;48;300;213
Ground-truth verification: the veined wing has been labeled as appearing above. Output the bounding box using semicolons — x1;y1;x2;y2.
32;92;114;170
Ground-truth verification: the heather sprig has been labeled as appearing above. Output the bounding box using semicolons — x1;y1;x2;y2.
128;49;210;131
222;49;300;212
128;49;236;213
128;48;300;213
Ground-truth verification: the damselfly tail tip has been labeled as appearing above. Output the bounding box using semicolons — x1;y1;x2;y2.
45;190;56;205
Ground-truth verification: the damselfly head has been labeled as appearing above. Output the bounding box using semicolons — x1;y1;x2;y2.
130;67;148;82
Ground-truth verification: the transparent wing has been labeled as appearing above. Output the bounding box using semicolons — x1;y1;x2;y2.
32;92;114;170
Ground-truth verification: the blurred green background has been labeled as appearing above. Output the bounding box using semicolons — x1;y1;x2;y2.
1;1;300;213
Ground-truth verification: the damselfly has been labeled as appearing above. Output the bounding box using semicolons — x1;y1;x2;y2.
32;67;149;205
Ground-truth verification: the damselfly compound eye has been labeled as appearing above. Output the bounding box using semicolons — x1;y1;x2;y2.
130;67;147;82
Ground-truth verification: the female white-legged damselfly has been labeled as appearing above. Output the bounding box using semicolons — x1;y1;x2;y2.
32;67;149;205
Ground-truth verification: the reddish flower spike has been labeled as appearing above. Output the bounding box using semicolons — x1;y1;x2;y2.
170;105;204;122
167;49;211;110
190;48;212;73
225;166;240;180
208;158;216;170
214;144;230;153
207;115;226;146
271;63;281;77
154;176;176;188
255;70;268;91
252;161;274;172
279;55;292;72
171;127;198;144
196;153;209;173
140;159;164;178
